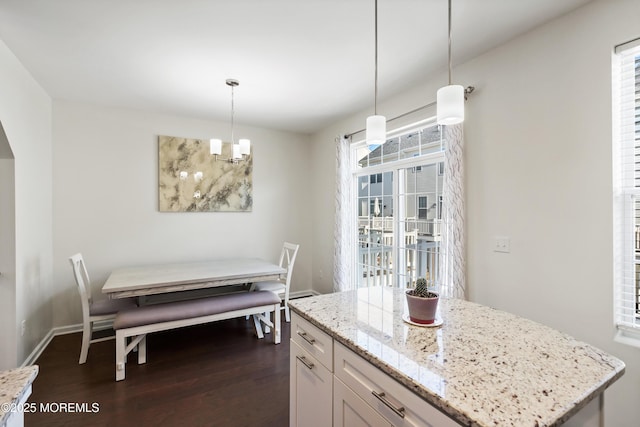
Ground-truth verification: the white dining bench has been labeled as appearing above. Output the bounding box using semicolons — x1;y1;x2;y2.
112;290;281;381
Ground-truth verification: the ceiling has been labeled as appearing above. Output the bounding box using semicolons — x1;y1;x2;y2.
0;0;594;135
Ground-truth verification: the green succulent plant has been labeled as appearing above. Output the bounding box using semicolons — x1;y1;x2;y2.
410;277;438;298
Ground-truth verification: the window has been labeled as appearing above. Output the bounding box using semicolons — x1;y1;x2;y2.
370;173;383;184
613;39;640;345
418;196;428;219
353;122;445;289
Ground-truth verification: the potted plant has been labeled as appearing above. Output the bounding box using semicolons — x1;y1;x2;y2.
406;277;439;325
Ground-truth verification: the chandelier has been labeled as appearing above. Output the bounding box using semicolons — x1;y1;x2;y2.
210;79;251;163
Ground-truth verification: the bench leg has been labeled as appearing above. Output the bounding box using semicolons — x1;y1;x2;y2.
253;315;265;339
263;311;271;334
116;330;126;382
138;335;147;364
273;304;281;344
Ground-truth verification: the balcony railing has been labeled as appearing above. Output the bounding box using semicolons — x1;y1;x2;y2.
357;216;441;288
358;216;442;241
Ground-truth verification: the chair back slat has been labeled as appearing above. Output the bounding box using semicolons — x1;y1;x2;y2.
280;242;300;302
69;253;92;319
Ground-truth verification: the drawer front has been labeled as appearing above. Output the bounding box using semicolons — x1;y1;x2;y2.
290;341;332;427
291;312;333;371
334;342;460;427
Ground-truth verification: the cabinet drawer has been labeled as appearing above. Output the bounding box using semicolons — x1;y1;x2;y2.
291;312;333;371
334;342;459;427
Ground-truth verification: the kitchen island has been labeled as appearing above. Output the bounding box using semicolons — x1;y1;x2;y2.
0;365;38;427
288;288;624;427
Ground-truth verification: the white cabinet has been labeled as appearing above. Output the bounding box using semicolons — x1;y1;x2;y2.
290;315;333;427
334;342;458;427
289;342;333;427
2;384;32;427
334;377;391;427
290;312;333;370
289;313;458;427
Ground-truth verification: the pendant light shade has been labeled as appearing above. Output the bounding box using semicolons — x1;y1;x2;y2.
366;114;386;147
366;0;385;149
437;84;464;125
437;0;465;125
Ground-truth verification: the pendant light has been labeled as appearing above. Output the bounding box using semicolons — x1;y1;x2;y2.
210;79;251;163
437;0;464;125
366;0;386;148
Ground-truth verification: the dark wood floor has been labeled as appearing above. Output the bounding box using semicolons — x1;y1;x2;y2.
26;316;290;427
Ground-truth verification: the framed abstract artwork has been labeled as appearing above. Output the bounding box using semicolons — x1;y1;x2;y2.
158;135;253;212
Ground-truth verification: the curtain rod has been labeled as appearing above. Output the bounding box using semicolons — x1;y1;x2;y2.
614;35;640;50
344;85;475;139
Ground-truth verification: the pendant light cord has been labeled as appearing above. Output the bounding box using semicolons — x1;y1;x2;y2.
230;84;235;144
374;0;379;115
448;0;452;85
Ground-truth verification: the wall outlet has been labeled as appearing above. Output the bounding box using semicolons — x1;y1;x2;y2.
493;236;511;253
21;319;26;337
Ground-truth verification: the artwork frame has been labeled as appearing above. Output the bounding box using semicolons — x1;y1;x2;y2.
158;135;253;212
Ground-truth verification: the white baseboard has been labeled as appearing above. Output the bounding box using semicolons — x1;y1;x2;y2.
21;289;320;367
21;320;113;368
21;329;54;368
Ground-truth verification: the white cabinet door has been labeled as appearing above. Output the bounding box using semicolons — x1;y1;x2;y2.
334;377;391;427
4;384;31;427
290;341;332;427
334;342;458;427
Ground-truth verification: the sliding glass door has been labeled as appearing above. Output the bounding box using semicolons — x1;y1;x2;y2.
353;122;444;289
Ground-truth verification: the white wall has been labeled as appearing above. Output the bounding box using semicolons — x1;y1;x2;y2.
0;39;54;368
311;0;640;425
0;155;16;370
52;101;313;327
462;1;640;424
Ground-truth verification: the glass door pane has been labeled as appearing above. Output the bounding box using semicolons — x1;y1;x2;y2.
398;162;443;289
357;172;394;287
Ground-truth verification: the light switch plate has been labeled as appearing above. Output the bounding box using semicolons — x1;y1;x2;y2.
494;236;510;253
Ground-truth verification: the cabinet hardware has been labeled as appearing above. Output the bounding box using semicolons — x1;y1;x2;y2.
296;355;315;370
297;331;316;345
372;391;406;418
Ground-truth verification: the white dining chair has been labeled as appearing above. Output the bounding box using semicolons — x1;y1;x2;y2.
253;242;300;326
69;253;137;364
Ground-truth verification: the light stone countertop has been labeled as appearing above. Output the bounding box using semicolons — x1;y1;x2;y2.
288;288;625;427
0;365;38;425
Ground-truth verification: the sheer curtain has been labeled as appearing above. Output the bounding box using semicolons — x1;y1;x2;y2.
439;124;466;298
333;136;354;292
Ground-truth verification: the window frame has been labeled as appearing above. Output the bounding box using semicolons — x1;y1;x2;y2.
350;120;445;289
613;39;640;346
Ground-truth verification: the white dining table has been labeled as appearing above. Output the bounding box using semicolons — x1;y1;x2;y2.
102;257;286;299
